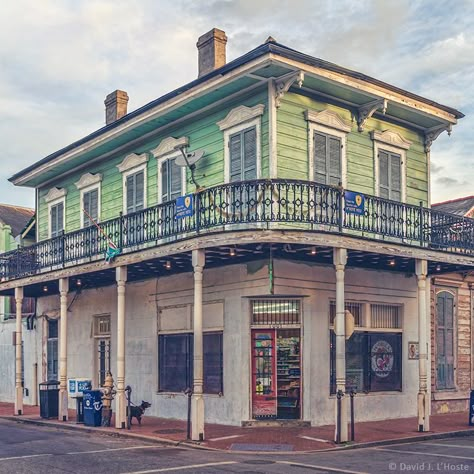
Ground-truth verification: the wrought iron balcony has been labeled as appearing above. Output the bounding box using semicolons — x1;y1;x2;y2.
1;179;473;282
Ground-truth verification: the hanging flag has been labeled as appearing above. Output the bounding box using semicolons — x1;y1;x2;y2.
82;208;121;263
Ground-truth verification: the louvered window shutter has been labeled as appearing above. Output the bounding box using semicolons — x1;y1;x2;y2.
243;127;257;180
390;153;401;201
436;292;455;390
328;136;342;186
170;158;182;200
126;175;135;214
161;160;169;203
444;293;455;389
50;205;58;237
135;171;145;211
378;151;390;199
229;132;242;182
83;191;91;227
313;132;327;184
89;189;99;222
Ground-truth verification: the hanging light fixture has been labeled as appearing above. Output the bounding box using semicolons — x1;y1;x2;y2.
435;264;441;272
388;259;396;266
164;260;171;270
42;285;48;293
310;246;317;255
229;247;236;257
76;278;82;287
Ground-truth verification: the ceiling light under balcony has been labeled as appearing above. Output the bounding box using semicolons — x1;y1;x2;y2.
42;285;48;293
310;246;317;255
388;259;396;266
164;261;172;270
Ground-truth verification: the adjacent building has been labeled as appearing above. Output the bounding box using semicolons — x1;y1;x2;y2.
0;29;472;442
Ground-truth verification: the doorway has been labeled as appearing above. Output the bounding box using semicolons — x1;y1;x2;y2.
251;328;301;420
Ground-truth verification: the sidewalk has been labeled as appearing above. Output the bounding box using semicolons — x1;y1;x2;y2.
0;402;472;453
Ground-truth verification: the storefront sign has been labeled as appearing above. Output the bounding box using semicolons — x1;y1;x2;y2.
345;191;365;215
176;194;194;219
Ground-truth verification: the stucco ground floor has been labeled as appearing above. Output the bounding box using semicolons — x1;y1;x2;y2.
1;256;455;429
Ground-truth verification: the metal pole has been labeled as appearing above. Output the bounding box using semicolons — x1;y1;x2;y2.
336;389;343;444
185;387;192;440
125;385;132;430
350;390;356;441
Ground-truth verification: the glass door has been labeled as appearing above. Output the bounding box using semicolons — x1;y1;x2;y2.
251;330;277;419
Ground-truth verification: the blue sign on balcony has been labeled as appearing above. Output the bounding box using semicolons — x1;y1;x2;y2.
176;194;194;219
345;191;365;216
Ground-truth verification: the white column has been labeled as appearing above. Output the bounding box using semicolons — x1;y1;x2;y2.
416;259;430;432
14;287;23;415
58;278;69;421
115;266;127;429
333;248;348;442
192;249;205;441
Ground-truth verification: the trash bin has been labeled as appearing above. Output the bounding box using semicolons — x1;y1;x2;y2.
39;381;59;419
469;390;474;426
83;390;102;427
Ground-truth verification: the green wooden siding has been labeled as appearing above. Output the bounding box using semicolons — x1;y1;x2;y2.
276;92;428;204
37;87;268;241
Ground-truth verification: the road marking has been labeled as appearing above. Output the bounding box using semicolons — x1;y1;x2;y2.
299;435;331;443
278;460;369;474
208;434;243;441
423;442;474;450
122;461;237;473
0;454;53;462
375;447;474;460
67;445;162;455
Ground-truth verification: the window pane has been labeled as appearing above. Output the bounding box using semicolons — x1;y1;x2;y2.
368;333;401;392
159;334;191;392
346;332;368;393
204;333;223;394
48;319;58;339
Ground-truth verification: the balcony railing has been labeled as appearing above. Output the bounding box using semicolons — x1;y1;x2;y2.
1;179;473;282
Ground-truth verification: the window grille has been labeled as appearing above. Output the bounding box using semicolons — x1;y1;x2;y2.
251;299;300;325
370;304;401;329
329;301;362;326
94;315;111;336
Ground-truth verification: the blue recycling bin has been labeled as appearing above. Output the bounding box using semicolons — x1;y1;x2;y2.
82;390;102;427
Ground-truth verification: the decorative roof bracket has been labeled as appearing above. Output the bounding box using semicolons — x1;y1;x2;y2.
275;71;304;108
424;123;452;153
357;98;387;132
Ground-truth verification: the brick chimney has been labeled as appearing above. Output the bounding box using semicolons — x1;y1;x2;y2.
197;28;227;78
104;90;129;125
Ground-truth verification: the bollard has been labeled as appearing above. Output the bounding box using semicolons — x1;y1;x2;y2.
336;389;344;444
350;390;356;441
184;387;192;440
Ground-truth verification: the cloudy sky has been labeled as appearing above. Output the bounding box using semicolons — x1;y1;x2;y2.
1;0;472;209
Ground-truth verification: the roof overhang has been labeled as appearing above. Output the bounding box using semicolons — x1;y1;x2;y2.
10;42;463;188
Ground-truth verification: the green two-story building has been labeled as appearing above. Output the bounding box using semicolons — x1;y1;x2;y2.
1;29;473;441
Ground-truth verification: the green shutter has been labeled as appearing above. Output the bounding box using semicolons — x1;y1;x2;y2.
161;160;169;202
135;171;144;211
243;127;257;180
379;151;390;199
328;136;342;186
314;132;327;184
379;150;402;201
170;158;182;200
126;175;135;213
314;131;341;186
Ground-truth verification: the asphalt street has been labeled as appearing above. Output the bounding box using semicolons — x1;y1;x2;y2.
0;419;473;474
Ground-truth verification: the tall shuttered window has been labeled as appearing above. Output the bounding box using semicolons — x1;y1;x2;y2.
50;202;64;238
160;158;182;202
436;291;455;390
83;188;99;227
126;170;145;214
229;126;257;182
378;150;401;201
47;319;58;381
313;131;342;186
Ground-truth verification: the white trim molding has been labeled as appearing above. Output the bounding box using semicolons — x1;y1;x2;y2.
117;152;149;173
305;109;350;186
217;104;265;131
44;187;67;204
371;130;411;201
151;137;189;158
305;109;351;134
75;173;102;190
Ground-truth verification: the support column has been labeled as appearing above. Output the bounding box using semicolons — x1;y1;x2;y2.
416;259;430;432
333;248;348;442
115;266;127;429
191;249;205;441
14;287;23;415
58;278;69;421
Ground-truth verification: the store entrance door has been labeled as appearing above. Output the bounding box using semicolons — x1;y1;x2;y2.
251;328;301;420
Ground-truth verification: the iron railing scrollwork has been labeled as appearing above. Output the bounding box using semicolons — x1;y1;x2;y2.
0;179;472;282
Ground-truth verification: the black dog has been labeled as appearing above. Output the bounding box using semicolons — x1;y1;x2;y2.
128;400;151;425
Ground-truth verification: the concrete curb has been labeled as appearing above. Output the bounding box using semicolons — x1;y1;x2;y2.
1;415;473;455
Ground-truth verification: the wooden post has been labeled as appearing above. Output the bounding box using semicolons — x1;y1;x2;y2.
191;249;205;441
334;248;348;442
115;266;127;429
416;259;430;432
58;277;69;421
14;287;23;415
